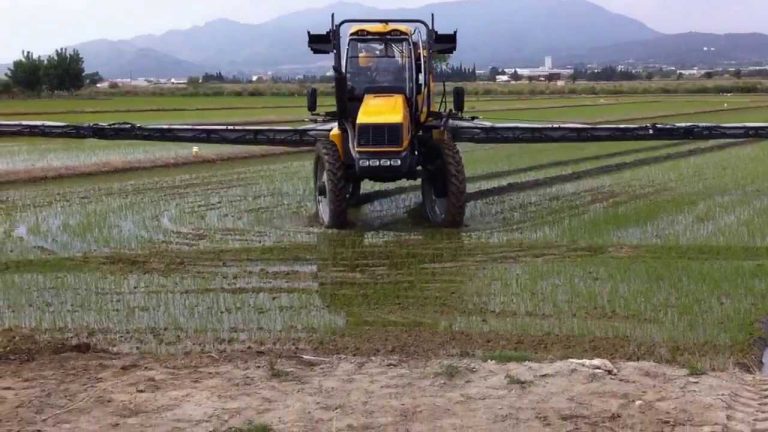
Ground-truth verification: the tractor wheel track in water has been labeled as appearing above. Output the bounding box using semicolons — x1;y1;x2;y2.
466;139;761;202
355;139;750;208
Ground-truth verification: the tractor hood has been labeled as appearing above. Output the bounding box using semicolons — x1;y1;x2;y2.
357;94;408;125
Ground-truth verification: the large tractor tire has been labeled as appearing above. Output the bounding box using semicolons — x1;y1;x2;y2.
314;140;349;229
421;132;466;228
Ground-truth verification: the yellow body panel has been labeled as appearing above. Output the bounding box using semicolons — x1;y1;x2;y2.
356;94;410;152
329;126;344;157
349;23;412;36
357;94;407;124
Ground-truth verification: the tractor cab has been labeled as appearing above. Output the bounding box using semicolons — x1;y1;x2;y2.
344;25;418;119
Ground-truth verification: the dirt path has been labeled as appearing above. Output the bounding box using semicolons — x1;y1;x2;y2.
0;353;762;431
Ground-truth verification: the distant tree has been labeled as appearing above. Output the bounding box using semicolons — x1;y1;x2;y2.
644;71;654;81
434;62;477;82
488;66;501;82
202;71;227;83
702;71;714;80
510;69;521;82
0;79;12;96
733;68;743;80
571;68;584;83
67;50;86;91
574;65;642;82
187;76;201;86
433;54;451;71
42;48;85;93
107;81;120;89
84;71;104;86
5;51;44;93
676;72;684;81
743;68;768;78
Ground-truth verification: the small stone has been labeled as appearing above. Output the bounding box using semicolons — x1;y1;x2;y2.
635;400;644;407
569;359;618;376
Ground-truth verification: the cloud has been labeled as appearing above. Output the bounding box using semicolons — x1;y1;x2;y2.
590;0;767;34
0;0;433;62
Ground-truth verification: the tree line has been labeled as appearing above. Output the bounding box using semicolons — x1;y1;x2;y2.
434;63;478;82
190;71;248;84
3;49;98;94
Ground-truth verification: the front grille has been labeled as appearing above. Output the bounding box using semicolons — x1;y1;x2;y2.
357;125;402;148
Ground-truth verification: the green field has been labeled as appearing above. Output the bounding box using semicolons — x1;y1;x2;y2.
1;94;767;370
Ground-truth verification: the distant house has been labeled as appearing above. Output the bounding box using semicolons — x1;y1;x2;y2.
678;69;711;77
501;56;572;82
251;73;272;82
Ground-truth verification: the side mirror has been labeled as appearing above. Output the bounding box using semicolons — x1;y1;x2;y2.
307;87;318;113
453;86;465;114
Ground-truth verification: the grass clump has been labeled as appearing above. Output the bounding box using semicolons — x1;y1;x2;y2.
267;357;290;379
686;364;707;376
224;421;273;432
482;351;534;363
435;363;462;380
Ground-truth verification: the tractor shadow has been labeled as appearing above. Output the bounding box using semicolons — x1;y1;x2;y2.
352;139;703;208
467;139;758;202
347;139;758;230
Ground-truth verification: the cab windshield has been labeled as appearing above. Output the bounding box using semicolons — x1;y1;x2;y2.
346;38;413;95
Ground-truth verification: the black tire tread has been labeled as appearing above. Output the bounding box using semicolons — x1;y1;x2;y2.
439;132;467;227
316;140;348;228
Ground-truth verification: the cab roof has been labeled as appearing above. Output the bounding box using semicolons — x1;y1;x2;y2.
348;23;413;37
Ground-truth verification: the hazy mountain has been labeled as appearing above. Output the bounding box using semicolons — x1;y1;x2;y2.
577;32;768;67
72;0;662;77
73;40;205;79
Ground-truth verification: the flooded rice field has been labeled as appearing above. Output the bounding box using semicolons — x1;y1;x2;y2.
2;136;768;369
2;95;768;369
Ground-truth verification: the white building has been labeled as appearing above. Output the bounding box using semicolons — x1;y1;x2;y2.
502;56;573;81
251;73;273;82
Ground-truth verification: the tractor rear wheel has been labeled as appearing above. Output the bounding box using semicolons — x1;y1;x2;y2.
314;140;348;229
421;132;466;228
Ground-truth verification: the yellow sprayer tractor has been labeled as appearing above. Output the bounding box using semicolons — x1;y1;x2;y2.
306;16;466;228
1;15;766;229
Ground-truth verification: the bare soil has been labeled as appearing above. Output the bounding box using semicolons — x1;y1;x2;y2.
2;352;766;432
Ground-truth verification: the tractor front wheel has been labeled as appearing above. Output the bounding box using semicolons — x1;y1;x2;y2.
421;133;466;228
314;141;348;229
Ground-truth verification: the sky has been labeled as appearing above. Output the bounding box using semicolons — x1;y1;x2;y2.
1;0;766;63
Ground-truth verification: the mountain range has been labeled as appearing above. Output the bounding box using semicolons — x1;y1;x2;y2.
6;0;767;78
576;32;768;67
